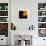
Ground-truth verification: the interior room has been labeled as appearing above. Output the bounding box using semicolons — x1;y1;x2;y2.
0;0;46;46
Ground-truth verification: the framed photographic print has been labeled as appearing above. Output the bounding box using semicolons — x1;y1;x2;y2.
18;9;29;20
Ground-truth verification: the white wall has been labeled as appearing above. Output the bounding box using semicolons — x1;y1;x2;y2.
11;0;46;30
11;0;38;30
11;0;46;46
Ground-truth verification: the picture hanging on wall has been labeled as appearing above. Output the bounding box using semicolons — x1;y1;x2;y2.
19;9;29;20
